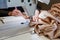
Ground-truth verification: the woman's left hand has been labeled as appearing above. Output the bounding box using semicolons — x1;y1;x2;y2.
8;8;23;16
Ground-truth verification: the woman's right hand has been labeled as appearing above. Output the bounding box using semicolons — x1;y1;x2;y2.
33;15;39;22
33;10;40;22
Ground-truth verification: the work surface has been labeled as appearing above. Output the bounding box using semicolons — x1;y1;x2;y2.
4;32;50;40
0;16;30;40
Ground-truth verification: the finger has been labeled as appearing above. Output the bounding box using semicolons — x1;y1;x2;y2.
33;16;36;21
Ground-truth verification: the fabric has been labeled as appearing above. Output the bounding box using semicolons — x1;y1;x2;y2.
39;11;48;19
0;16;30;24
32;3;60;40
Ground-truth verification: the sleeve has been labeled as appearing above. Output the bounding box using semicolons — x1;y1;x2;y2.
17;6;25;12
5;6;25;12
0;10;9;17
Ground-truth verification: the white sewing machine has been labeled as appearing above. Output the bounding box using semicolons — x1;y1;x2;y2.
0;0;37;39
0;0;37;16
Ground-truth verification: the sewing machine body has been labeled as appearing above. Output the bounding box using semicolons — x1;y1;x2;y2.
0;0;37;16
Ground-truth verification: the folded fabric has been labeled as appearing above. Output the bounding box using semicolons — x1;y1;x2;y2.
0;16;30;24
0;21;3;24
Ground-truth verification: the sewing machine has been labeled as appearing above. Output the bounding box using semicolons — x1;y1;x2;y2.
0;0;37;16
0;0;37;40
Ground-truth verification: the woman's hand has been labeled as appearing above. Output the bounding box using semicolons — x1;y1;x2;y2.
8;8;23;16
8;8;29;19
33;10;40;22
33;15;39;22
12;8;23;16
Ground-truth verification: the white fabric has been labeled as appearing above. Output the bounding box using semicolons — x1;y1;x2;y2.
0;16;30;24
39;11;49;19
31;34;50;40
38;0;50;5
31;34;40;40
5;34;50;40
0;21;3;24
